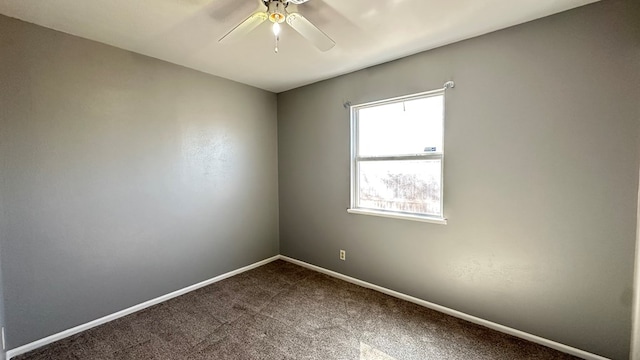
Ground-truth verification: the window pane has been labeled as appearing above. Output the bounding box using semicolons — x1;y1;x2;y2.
358;159;441;216
358;95;443;157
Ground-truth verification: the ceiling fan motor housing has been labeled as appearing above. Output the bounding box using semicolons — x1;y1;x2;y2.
267;1;287;23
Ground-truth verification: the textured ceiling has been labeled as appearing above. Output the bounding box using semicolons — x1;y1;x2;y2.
0;0;598;92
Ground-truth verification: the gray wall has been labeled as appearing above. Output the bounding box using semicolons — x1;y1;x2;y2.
278;0;640;359
0;15;279;349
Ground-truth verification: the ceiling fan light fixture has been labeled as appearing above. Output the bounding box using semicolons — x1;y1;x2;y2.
267;1;286;24
272;22;281;36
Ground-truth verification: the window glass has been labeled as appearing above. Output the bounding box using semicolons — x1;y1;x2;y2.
358;96;443;157
358;159;442;216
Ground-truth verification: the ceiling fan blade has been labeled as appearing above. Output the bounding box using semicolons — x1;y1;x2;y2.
286;12;335;51
219;11;268;43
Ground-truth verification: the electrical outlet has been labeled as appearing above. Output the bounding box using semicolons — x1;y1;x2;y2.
339;249;346;261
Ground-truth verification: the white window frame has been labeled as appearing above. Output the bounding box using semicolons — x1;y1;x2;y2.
347;88;447;225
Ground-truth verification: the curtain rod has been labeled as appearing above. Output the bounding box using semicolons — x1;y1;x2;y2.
343;80;455;109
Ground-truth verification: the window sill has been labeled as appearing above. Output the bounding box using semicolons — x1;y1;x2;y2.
346;208;447;225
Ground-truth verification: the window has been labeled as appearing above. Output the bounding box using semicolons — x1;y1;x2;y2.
348;89;446;224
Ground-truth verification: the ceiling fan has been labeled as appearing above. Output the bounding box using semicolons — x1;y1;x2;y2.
219;0;335;53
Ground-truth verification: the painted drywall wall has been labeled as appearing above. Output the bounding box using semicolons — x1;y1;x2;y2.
0;15;278;349
278;0;640;359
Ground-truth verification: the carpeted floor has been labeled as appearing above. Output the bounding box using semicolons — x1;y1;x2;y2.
14;260;580;360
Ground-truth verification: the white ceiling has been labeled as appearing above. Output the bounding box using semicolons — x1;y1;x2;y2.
0;0;597;93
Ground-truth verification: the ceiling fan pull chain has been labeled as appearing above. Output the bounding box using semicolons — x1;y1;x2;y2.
275;35;279;53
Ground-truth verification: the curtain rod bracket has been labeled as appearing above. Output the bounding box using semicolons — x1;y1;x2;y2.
443;81;455;90
343;101;352;109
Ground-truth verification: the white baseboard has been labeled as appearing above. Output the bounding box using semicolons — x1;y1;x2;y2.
5;254;609;360
279;255;609;360
5;255;280;360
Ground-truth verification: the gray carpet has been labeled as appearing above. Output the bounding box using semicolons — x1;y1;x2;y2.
14;260;580;360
